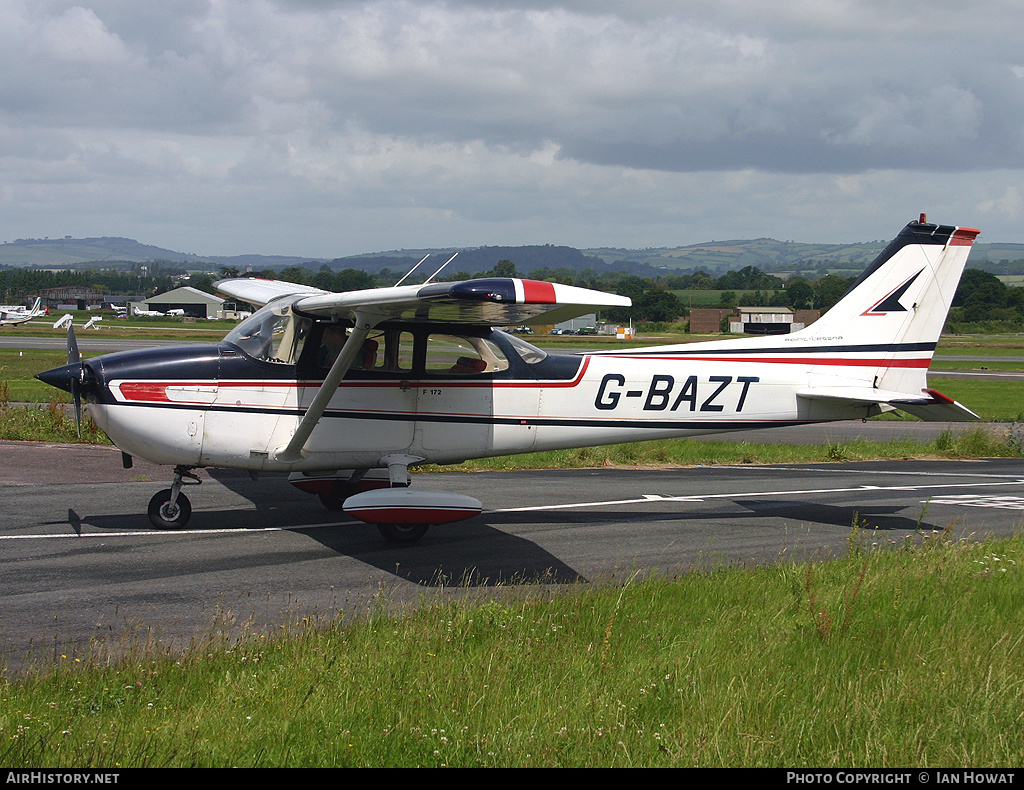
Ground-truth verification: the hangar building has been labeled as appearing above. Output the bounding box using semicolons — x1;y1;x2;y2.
133;287;225;318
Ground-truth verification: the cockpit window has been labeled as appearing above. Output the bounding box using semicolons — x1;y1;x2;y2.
497;330;548;364
224;299;310;364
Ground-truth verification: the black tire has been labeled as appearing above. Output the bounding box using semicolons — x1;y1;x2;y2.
318;491;346;511
147;489;192;529
318;480;360;511
377;522;429;543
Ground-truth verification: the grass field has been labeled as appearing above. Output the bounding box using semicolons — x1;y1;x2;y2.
2;531;1022;767
924;379;1024;422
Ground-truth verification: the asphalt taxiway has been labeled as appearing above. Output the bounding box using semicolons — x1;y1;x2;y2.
2;438;1023;671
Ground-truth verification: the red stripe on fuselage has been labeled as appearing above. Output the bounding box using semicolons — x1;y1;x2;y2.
116;382;171;402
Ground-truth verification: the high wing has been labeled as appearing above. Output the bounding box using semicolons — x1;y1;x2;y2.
214;276;631;327
214;274;631;463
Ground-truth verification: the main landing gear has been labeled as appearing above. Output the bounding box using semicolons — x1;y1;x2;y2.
288;455;483;544
147;466;201;529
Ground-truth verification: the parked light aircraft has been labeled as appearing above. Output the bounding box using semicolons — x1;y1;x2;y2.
37;217;980;542
0;297;42;326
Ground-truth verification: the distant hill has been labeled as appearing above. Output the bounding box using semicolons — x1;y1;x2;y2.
0;237;318;270
583;238;889;274
3;234;1022;278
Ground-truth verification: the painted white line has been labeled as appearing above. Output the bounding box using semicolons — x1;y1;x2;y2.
490;479;1024;514
0;520;364;541
718;465;1024;480
6;473;1024;540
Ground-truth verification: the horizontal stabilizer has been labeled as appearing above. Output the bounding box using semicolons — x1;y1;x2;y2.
797;386;979;422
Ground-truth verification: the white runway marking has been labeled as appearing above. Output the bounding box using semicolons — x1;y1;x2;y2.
926;495;1024;510
0;520;363;541
492;479;1024;513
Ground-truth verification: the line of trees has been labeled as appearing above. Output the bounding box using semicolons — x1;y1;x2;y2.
5;257;1023;330
948;269;1024;330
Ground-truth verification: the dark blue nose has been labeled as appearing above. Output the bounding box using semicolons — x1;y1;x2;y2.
36;362;93;394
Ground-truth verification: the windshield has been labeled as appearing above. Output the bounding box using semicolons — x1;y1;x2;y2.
224;297;311;364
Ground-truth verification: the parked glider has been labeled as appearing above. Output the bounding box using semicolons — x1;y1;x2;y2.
37;217;980;541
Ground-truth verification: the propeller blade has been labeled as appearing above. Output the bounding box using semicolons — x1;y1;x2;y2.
70;377;82;437
67;322;80;365
66;323;82;436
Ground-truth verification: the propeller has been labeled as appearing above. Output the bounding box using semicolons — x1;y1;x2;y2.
35;320;92;437
66;321;82;436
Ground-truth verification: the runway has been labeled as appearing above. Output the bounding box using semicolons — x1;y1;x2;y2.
2;439;1023;671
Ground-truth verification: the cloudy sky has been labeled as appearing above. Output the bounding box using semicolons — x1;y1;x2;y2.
2;0;1023;259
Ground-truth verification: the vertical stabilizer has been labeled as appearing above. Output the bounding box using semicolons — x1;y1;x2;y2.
788;218;979;394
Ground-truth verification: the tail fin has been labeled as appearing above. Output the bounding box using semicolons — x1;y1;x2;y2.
792;217;978;388
791;217;980;420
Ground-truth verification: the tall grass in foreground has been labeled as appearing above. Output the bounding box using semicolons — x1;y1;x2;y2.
0;385;107;444
2;532;1023;767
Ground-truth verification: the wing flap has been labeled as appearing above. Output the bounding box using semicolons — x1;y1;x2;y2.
797;386;980;422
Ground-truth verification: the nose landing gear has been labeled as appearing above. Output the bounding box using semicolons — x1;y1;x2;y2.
147;466;201;529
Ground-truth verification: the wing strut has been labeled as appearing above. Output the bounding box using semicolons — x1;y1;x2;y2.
274;311;383;463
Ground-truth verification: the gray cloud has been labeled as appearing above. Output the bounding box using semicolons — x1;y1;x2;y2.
1;0;1023;256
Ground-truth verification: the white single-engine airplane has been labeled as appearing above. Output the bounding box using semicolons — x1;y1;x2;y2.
37;217;980;542
1;297;43;326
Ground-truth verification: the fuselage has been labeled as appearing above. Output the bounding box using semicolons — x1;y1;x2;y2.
50;317;881;474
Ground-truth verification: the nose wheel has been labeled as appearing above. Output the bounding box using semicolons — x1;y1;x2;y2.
148;488;192;529
147;466;201;529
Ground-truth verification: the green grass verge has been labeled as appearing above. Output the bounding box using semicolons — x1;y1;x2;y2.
0;394;109;444
423;425;1024;472
924;379;1024;422
2;532;1022;767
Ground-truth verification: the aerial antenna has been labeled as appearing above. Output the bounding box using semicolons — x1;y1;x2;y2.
394;255;431;287
424;252;459;284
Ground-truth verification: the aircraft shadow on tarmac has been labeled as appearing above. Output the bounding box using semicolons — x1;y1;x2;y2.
78;505;584;587
77;469;936;588
732;499;937;532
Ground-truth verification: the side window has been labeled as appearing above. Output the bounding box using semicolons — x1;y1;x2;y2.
373;330;415;373
424;334;509;376
314;326;414;374
268;314;310;364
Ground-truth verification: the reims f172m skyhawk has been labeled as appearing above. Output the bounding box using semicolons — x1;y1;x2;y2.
37;217;980;542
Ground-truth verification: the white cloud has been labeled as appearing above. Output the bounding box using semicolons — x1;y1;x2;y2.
978;185;1024;222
